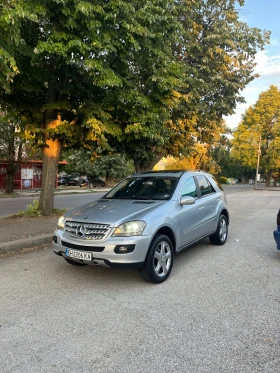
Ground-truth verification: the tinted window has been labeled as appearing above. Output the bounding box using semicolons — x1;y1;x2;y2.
105;177;179;200
181;177;198;198
196;175;215;196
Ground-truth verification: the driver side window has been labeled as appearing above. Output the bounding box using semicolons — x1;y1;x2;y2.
181;177;198;198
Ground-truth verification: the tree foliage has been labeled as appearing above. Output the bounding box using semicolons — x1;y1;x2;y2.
0;108;27;193
0;0;37;93
161;144;221;175
113;0;270;171
232;85;280;186
0;0;270;213
62;150;134;181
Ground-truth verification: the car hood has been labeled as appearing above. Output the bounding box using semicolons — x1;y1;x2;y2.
64;199;166;226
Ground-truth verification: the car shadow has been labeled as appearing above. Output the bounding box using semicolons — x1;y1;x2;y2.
50;238;216;289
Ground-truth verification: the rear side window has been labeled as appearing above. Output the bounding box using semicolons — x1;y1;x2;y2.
181;177;198;198
196;175;215;196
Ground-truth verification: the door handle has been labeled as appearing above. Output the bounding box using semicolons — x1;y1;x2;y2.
199;205;204;210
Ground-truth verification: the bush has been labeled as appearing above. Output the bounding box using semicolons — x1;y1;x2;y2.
15;199;66;217
17;199;40;217
218;176;228;184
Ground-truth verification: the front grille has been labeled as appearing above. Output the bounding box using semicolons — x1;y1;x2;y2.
61;241;105;252
65;221;110;240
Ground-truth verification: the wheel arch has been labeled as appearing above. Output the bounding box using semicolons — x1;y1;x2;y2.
221;209;229;225
152;226;177;252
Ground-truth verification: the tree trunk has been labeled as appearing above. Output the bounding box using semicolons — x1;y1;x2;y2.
39;81;61;215
133;154;164;173
5;124;16;194
106;171;113;183
134;161;141;173
265;170;273;188
5;167;15;194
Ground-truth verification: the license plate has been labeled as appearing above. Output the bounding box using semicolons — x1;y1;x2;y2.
66;249;92;261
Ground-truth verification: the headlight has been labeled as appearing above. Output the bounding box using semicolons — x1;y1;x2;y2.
57;216;66;230
112;221;146;237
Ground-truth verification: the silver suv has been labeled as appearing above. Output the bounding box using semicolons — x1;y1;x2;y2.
53;170;229;283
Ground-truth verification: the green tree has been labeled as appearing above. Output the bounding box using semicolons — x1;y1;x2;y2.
0;109;26;193
109;0;270;171
1;0;269;215
232;86;280;186
0;0;37;93
1;0;184;214
62;150;134;181
91;154;135;182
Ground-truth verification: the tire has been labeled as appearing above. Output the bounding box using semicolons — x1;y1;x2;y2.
209;214;228;245
139;234;174;283
64;258;87;266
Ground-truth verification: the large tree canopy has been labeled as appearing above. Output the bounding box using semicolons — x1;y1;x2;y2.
232;85;280;186
0;0;269;214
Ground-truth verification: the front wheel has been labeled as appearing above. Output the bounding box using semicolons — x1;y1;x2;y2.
139;234;174;283
209;214;228;245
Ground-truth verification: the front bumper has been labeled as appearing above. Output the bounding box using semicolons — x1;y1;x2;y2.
52;229;152;269
273;226;280;250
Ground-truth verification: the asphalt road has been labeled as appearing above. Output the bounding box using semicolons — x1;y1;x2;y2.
0;190;279;372
0;192;106;218
0;185;253;218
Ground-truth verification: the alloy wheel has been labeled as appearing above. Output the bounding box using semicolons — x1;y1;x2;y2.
219;217;227;242
153;241;172;277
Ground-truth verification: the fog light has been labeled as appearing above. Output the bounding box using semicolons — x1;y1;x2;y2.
53;235;58;244
114;245;135;254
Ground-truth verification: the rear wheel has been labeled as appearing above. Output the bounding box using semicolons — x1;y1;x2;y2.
64;258;87;266
209;214;228;245
139;234;174;283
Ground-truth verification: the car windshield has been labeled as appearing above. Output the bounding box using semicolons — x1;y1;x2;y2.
105;176;179;200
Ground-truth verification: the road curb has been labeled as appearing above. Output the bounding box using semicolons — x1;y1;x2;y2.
0;234;53;254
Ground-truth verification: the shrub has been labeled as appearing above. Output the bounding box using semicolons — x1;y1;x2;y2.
218;176;228;184
17;199;40;217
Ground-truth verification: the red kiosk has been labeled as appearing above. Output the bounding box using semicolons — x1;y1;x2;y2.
0;160;67;190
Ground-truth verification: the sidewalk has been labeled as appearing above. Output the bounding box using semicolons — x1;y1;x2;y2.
0;187;113;254
0;215;57;254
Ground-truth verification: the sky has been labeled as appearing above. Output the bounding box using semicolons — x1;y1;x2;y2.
225;0;280;129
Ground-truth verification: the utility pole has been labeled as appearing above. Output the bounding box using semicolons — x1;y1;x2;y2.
254;134;261;190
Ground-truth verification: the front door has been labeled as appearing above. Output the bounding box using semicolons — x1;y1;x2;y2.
178;176;204;248
195;175;218;236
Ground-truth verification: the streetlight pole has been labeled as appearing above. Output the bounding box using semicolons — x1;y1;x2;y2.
254;134;261;190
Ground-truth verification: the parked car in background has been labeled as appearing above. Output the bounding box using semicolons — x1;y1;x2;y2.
53;170;229;283
58;176;79;187
88;176;106;187
69;172;80;181
273;209;280;250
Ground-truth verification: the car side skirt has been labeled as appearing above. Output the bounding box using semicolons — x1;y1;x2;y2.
176;231;216;254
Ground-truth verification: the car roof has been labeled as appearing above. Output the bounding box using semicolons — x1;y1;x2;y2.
131;170;203;178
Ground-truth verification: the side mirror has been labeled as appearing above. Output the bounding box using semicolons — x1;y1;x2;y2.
180;196;195;206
